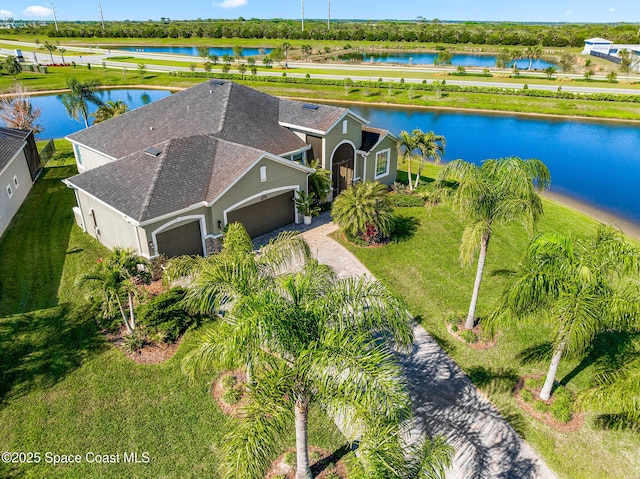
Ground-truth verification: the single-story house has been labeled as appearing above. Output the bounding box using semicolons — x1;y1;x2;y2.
583;37;640;65
64;80;398;258
0;127;42;238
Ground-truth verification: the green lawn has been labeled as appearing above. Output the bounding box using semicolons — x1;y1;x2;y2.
0;143;345;478
334;168;640;479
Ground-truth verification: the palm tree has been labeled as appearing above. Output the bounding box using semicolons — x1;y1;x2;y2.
331;181;394;244
91;100;129;124
57;47;67;63
412;131;446;189
182;223;311;316
79;247;151;334
396;129;422;191
578;351;640;422
524;44;543;70
41;40;57;62
60;78;103;128
183;260;417;479
307;159;332;202
435;157;550;330
490;225;640;400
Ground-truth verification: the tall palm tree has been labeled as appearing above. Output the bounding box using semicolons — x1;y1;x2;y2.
490;225;640;400
396;129;422;191
435;157;550;330
79;247;151;334
412;131;446;189
331;181;394;244
60;78;103;128
91;100;129;124
524;44;543;70
183;260;418;479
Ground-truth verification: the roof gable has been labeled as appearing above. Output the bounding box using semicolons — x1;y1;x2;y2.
0;127;29;173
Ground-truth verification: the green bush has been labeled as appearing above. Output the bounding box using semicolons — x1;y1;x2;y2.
136;287;205;342
222;375;237;388
533;400;550;413
551;387;573;423
121;329;147;354
388;193;425;207
221;388;243;405
520;388;534;403
460;330;478;344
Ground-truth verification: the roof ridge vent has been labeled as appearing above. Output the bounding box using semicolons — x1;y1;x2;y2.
144;147;162;157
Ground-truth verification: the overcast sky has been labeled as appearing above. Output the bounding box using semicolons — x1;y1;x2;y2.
2;0;638;23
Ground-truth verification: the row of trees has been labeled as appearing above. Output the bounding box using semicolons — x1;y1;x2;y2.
14;19;640;47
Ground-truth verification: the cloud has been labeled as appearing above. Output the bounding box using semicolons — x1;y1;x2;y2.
609;7;616;12
212;0;248;9
564;10;572;16
23;5;53;18
0;9;14;18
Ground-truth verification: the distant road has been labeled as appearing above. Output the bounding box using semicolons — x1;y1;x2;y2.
2;39;640;96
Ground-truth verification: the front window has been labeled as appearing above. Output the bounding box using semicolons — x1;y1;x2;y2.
73;144;84;167
374;149;390;179
291;151;305;164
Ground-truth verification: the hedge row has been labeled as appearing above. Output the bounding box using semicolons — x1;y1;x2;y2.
173;71;640;103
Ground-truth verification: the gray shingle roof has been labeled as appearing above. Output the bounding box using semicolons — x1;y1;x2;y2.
65;136;265;223
361;126;388;153
67;81;307;158
278;99;348;133
0;127;29;172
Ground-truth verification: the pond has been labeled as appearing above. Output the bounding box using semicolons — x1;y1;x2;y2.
9;89;639;226
347;104;640;225
25;89;174;140
339;51;556;69
112;46;273;58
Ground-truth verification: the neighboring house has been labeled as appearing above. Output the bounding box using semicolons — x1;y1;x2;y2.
64;80;398;258
582;37;640;65
0;127;42;238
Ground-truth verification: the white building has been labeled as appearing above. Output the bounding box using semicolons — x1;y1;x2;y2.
583;37;640;59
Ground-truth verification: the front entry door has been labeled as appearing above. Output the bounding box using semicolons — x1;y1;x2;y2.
332;158;354;198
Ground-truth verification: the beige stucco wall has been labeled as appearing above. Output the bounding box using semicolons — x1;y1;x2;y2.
323;114;363;171
0;148;33;238
363;135;398;185
73;143;113;172
76;189;141;252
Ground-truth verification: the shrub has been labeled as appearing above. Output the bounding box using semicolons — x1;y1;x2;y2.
222;375;237;388
520;388;534;403
460;330;477;344
551;387;573;422
533;400;550;413
331;182;394;244
136;287;204;342
388;193;425;207
121;329;147;354
221;388;242;405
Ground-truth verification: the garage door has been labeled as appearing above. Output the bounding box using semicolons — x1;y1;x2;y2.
227;191;295;238
156;220;203;257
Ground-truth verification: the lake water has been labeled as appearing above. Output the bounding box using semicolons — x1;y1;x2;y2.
25;89;173;139
340;51;556;69
11;89;639;226
347;104;640;225
113;46;273;57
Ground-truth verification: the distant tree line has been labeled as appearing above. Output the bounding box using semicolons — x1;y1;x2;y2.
10;19;640;48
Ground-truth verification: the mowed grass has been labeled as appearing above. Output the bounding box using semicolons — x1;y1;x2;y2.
0;142;345;478
334;167;640;479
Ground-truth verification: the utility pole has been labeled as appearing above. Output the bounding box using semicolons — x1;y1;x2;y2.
51;3;58;31
328;0;331;31
301;0;304;32
99;3;105;33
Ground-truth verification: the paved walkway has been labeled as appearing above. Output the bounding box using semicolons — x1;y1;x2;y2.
254;213;557;479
